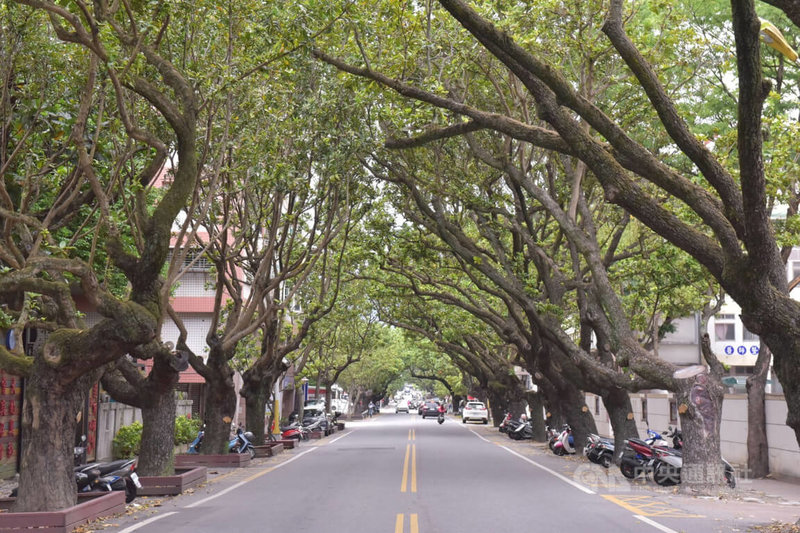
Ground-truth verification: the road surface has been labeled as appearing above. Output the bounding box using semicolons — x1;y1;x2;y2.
96;410;795;533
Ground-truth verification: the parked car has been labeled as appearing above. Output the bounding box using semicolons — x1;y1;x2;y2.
304;399;326;414
462;401;489;424
396;400;410;413
420;402;440;418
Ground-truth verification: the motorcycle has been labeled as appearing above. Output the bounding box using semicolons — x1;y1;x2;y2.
498;412;513;433
650;431;735;488
187;424;255;458
229;427;256;458
619;431;735;488
437;412;445;424
552;425;576;455
584;434;615;468
548;424;572;452
75;457;141;503
74;435;88;467
281;420;309;441
509;419;534;440
187;425;205;454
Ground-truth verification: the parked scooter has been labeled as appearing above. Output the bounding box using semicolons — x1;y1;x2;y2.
281;419;309;441
187;424;254;458
584;433;615;468
552;425;576;455
187;425;205;454
229;427;256;458
548;424;572;452
75;457;141;503
74;435;88;467
619;430;735;488
498;412;513;433
509;418;534;440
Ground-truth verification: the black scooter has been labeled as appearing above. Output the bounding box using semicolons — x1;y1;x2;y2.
11;455;140;503
75;457;140;503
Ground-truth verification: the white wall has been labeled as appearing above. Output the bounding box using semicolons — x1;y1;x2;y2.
585;392;800;479
95;399;193;461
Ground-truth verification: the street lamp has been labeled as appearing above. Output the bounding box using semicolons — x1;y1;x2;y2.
760;19;800;64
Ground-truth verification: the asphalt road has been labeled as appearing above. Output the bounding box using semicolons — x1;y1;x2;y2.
96;411;798;533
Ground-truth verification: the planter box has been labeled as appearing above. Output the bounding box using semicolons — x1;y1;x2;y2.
0;491;125;532
309;430;323;439
337;422;345;431
276;439;297;449
175;453;251;468
138;467;207;496
253;443;284;458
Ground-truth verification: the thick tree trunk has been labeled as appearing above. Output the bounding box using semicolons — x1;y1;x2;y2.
138;393;176;476
524;390;546;441
562;387;597;454
676;370;727;493
15;372;94;512
602;387;640;463
765;336;800;447
244;389;268;445
746;345;771;478
202;372;237;454
136;354;182;476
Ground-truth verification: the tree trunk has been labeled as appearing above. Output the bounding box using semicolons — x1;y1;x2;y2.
15;371;95;512
138;392;176;476
746;344;771;478
134;353;182;476
602;387;639;463
524;390;546;441
201;371;237;454
765;335;800;448
562;388;597;454
676;370;727;493
244;388;268;445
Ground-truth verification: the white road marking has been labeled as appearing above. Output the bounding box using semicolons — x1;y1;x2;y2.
634;515;679;533
116;512;177;533
328;429;356;444
499;445;595;495
469;429;491;443
185;447;319;508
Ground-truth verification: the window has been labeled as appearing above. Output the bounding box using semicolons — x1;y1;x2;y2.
791;261;800;283
743;326;759;342
669;399;678;424
714;314;736;341
641;398;648;422
594;396;600;415
167;249;212;272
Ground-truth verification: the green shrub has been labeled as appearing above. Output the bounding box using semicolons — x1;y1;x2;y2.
112;421;142;459
174;415;201;445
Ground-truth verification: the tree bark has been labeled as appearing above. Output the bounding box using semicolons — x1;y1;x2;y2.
675;369;727;493
199;346;237;454
602;387;640;463
243;387;269;445
746;344;771;478
524;390;547;441
15;371;96;512
138;391;176;476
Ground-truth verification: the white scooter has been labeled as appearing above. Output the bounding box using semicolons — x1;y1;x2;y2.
552;425;576;455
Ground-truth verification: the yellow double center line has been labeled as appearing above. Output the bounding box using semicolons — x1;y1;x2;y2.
400;437;417;493
395;513;419;533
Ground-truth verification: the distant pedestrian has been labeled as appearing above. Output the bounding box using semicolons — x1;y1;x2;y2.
368;401;375;417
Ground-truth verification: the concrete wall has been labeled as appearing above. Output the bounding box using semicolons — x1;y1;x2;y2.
585;392;800;479
95;399;193;461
